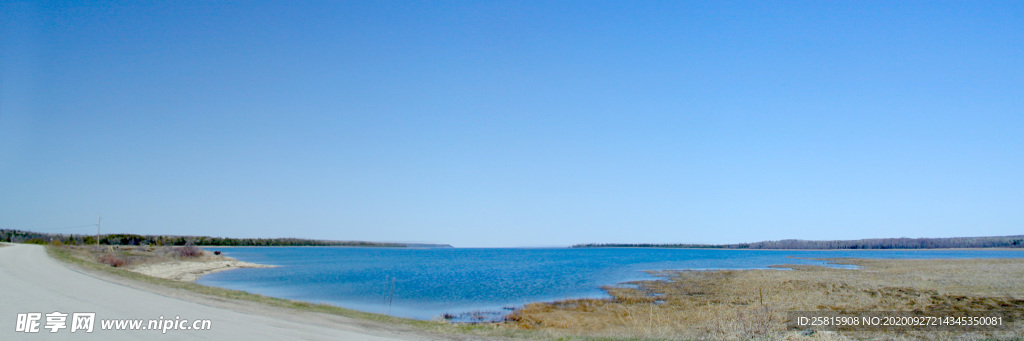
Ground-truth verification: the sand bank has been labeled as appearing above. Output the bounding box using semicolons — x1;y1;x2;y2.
128;254;275;281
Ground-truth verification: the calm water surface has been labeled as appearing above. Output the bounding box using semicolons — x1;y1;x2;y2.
196;247;1023;321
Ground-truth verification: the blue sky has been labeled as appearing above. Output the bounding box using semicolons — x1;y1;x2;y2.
2;1;1021;247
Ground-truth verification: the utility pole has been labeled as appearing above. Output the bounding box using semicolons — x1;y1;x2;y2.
96;214;101;247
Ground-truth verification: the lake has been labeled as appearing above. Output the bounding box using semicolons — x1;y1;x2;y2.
196;247;1024;321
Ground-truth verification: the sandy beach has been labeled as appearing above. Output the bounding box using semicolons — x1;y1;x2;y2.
126;251;275;282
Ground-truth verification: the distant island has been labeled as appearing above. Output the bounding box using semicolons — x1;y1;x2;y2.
0;229;452;248
574;235;1024;249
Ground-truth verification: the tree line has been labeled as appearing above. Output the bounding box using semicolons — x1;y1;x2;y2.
0;229;411;247
573;235;1024;249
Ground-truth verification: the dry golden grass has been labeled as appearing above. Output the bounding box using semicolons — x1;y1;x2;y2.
507;258;1024;340
59;244;210;268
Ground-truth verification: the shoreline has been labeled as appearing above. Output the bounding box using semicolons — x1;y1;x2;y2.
575;246;1024;251
510;257;1024;339
127;253;276;281
35;243;516;340
182;247;1024;316
1;243;476;340
38;242;1024;340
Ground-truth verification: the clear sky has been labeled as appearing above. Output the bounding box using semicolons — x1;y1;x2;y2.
2;1;1021;247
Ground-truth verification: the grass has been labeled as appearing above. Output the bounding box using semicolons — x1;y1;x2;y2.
508;258;1024;340
58;244;206;268
45;245;540;340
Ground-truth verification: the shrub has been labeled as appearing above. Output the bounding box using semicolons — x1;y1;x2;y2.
173;244;202;258
98;253;130;267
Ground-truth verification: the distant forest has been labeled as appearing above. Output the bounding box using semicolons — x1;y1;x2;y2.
0;229;450;248
574;235;1024;250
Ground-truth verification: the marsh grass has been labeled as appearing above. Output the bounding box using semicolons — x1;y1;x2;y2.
509;258;1024;340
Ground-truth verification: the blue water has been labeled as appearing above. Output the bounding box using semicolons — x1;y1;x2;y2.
196;247;1024;321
